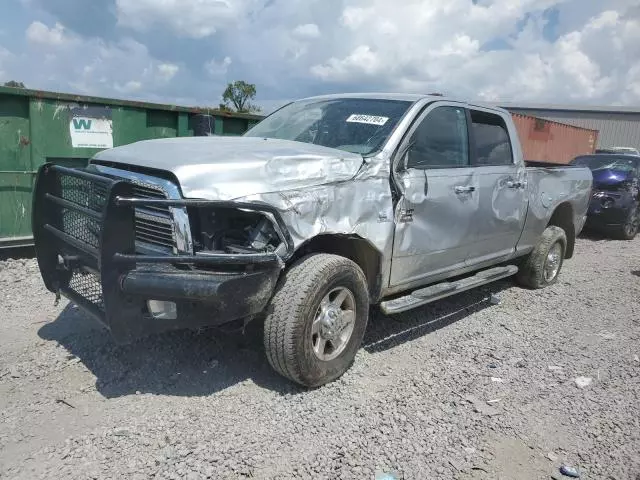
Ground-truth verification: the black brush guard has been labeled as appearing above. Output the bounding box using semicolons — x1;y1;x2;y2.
33;164;285;343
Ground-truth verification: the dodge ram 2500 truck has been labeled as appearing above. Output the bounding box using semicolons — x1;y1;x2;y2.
33;94;593;387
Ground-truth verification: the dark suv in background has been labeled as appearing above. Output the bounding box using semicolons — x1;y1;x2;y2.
571;154;640;239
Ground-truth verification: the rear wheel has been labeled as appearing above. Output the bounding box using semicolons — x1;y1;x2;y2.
263;254;369;387
516;226;567;289
615;205;639;240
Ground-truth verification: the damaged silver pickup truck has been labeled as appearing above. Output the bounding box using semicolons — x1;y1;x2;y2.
33;93;593;387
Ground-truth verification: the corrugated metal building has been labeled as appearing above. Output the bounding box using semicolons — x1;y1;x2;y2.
497;103;640;153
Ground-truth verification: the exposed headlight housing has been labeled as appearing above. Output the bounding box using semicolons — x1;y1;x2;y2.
190;207;285;256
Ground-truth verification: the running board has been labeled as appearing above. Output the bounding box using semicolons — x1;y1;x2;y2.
380;265;518;315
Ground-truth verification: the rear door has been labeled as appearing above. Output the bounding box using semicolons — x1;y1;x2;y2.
390;103;479;288
466;107;527;266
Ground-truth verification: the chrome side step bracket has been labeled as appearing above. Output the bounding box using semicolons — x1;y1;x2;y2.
380;265;518;315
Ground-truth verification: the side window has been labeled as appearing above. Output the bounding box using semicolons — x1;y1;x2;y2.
406;106;469;169
470;110;513;166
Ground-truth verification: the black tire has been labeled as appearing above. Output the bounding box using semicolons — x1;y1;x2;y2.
614;205;639;240
516;226;567;289
263;253;369;387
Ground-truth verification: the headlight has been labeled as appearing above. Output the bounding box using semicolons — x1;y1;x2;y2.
601;197;614;209
191;207;284;255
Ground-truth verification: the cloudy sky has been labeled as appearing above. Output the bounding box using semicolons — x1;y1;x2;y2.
0;0;638;112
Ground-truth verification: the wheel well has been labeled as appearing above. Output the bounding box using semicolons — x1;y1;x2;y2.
288;235;383;300
548;202;575;258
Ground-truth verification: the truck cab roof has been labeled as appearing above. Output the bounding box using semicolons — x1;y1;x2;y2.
296;92;510;115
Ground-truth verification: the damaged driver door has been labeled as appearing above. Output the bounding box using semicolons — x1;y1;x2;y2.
390;104;479;289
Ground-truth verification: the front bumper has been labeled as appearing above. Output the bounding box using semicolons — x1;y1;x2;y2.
585;189;637;228
33;164;286;343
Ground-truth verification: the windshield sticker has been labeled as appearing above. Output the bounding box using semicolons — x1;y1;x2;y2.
346;114;389;126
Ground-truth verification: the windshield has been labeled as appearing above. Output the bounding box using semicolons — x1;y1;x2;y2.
572;155;640;172
244;98;413;155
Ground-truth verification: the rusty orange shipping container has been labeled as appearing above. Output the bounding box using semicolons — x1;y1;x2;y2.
511;113;598;164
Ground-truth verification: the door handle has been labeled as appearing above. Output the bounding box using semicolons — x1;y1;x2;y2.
454;185;475;194
507;180;526;189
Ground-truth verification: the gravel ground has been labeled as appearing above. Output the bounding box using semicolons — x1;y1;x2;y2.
1;236;639;480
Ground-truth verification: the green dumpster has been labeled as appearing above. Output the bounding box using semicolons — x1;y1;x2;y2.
0;86;263;248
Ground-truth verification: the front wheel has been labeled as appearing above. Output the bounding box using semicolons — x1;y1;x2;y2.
263;254;370;387
516;226;567;289
615;205;639;240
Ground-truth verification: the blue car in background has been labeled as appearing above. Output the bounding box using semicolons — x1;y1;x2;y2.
570;154;640;240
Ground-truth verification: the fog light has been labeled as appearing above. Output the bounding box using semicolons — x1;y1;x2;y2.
147;300;177;320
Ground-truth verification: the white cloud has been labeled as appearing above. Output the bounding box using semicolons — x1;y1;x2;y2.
255;98;292;114
308;0;640;104
292;23;320;39
157;63;179;81
115;0;256;38
114;80;143;93
0;46;12;62
26;21;70;46
311;45;384;81
204;56;232;77
0;46;13;81
485;8;638;103
340;7;372;29
16;21;195;102
624;65;640;103
6;1;640;107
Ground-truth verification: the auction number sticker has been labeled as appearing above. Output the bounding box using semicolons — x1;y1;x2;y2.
346;114;389;126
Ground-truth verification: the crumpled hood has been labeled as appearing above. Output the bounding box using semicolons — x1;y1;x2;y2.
591;168;632;189
91;136;364;200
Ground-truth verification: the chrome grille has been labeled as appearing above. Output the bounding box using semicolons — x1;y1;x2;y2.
131;185;175;252
131;185;172;216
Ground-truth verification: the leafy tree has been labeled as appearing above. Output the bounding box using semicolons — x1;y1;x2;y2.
3;80;25;88
221;80;261;113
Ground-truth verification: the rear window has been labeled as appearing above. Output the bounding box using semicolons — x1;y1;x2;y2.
469;110;513;166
